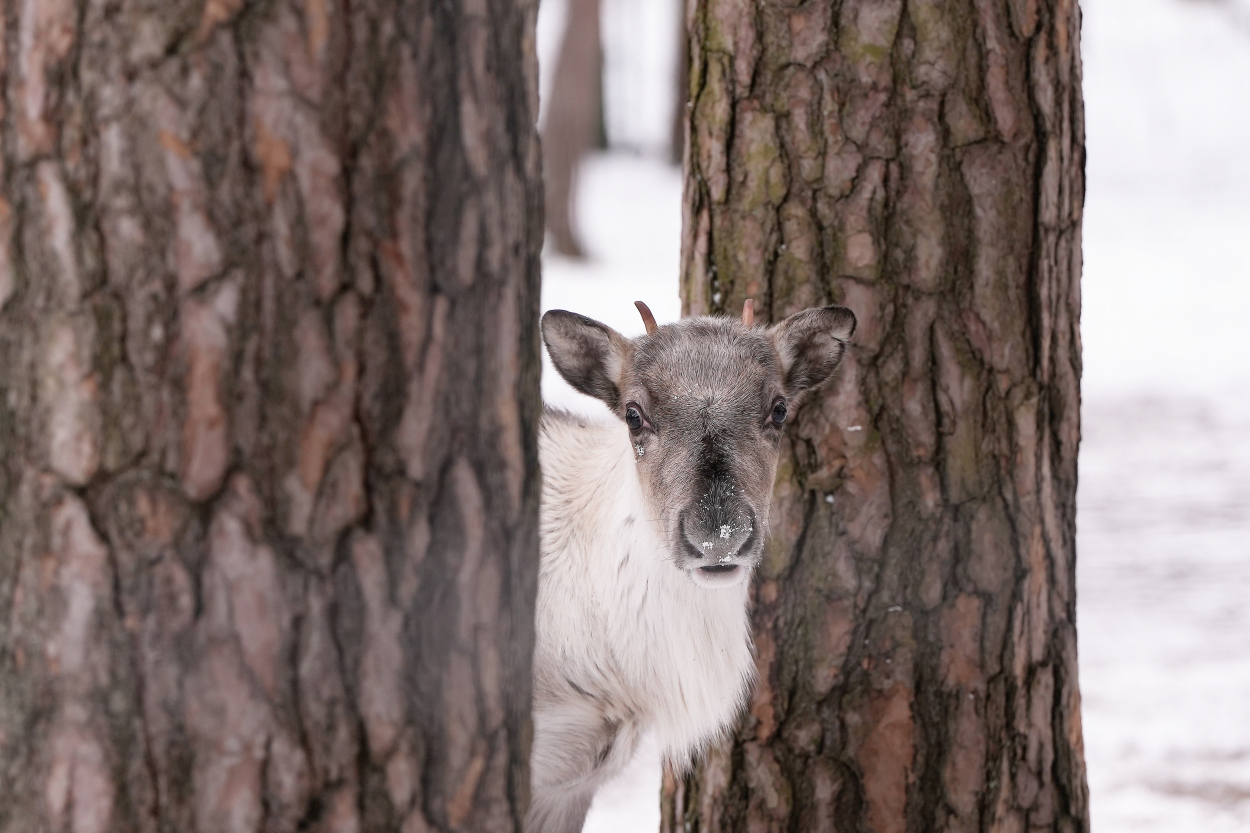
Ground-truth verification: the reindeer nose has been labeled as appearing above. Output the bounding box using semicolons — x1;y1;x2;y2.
679;505;756;562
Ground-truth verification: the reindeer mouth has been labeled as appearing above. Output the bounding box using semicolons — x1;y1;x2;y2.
688;562;748;588
698;564;739;575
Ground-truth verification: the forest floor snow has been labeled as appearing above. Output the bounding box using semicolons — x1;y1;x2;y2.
1079;395;1250;833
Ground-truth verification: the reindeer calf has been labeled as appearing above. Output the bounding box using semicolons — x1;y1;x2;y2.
530;302;856;832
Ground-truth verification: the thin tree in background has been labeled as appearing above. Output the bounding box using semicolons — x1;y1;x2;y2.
665;0;1089;830
544;0;604;257
0;0;542;830
672;11;691;164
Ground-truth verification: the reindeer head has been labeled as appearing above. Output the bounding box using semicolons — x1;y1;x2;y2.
542;301;856;589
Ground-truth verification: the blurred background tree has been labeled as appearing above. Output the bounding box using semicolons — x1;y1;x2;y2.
0;1;542;830
543;0;605;257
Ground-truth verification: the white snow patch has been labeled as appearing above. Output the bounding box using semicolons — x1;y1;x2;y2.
1081;0;1250;396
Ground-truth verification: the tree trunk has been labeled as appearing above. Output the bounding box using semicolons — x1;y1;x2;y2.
542;0;603;258
664;1;1088;831
0;1;542;831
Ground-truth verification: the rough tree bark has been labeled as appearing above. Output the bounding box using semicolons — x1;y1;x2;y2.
0;0;542;831
664;0;1088;831
542;0;603;258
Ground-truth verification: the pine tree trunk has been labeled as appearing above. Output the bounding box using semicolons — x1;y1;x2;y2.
0;1;543;830
664;0;1088;831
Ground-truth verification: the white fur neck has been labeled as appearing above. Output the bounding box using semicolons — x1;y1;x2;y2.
535;410;756;765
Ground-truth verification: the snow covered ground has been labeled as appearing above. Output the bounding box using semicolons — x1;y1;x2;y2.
1078;395;1250;832
537;0;1250;829
1078;0;1250;829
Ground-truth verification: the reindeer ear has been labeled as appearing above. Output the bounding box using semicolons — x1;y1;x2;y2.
771;305;857;395
542;310;632;409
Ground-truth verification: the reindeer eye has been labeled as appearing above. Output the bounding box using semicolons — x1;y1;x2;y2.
625;403;645;432
770;398;788;426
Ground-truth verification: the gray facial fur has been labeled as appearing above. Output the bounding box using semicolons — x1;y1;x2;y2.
542;304;856;586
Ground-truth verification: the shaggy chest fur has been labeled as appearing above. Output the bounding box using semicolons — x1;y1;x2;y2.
529;410;755;827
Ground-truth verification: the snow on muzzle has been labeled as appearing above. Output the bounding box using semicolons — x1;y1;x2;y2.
676;499;760;588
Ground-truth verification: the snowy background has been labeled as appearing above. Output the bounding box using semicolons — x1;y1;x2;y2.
536;0;1250;829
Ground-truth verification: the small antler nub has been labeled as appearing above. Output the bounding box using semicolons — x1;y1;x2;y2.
635;301;659;335
742;299;754;328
